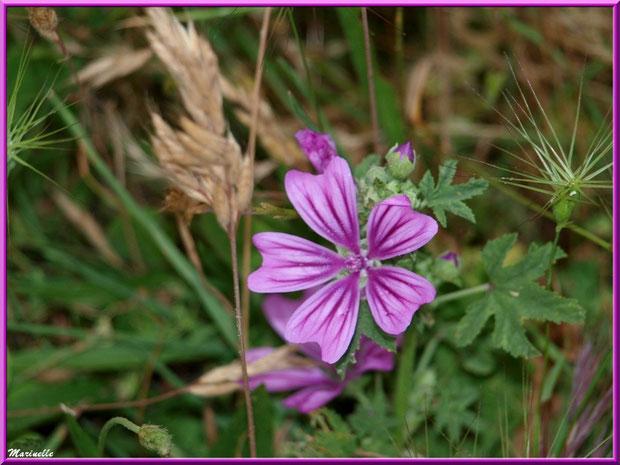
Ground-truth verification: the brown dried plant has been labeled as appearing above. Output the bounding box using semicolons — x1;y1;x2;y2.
27;7;58;42
145;7;253;234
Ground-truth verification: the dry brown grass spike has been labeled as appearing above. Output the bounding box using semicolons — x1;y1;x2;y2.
27;7;58;42
145;7;253;232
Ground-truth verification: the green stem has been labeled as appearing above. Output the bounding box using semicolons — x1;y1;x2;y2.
394;326;417;438
431;283;491;307
546;226;563;290
98;417;140;457
534;225;563;456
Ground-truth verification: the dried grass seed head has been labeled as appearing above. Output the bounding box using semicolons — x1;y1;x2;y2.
145;7;253;231
27;7;58;42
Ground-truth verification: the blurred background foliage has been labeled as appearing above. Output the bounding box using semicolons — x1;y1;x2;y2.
5;6;613;458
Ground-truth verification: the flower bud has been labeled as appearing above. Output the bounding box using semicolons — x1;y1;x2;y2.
553;190;580;225
435;251;461;286
138;424;173;457
295;129;338;173
386;141;416;180
440;251;458;267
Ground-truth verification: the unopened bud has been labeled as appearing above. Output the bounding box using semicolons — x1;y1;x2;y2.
295;129;338;173
138;424;173;457
440;251;459;267
386;141;416;180
553;190;580;225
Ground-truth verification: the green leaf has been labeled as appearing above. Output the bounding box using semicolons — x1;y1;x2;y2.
541;357;565;402
454;297;493;347
434;379;479;442
455;234;585;358
286;90;319;131
334;303;396;378
349;385;399;456
66;415;99;457
418;160;488;227
303;409;357;458
480;233;517;276
358;302;397;352
334;324;362;379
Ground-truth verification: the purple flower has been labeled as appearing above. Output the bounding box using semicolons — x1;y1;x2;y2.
248;157;438;363
394;141;415;163
295;129;338;173
440;251;459;267
247;291;394;414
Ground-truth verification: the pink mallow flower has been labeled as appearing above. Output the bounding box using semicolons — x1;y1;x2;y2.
248;157;438;363
247;291;394;413
295;129;338;173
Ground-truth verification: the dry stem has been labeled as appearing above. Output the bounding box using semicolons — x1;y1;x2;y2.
229;227;256;458
241;6;272;349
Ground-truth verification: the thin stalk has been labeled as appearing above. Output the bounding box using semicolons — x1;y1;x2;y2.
98;417;140;456
534;225;563;456
242;7;272;349
229;229;256;458
246;7;272;170
546;226;562;289
394;326;416;442
361;7;381;154
8;383;193;418
430;283;491;307
241;214;252;346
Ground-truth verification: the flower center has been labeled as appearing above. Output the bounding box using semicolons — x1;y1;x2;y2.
344;254;366;273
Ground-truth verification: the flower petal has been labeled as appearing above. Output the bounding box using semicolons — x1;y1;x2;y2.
246;347;275;364
395;141;415;163
262;294;300;339
263;291;323;360
366;195;438;260
248;232;344;293
348;336;395;378
249;366;333;393
295;129;338;173
366;266;436;335
285;157;360;253
282;382;345;413
285;273;361;364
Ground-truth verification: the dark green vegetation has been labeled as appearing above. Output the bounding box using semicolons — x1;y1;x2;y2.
6;6;613;458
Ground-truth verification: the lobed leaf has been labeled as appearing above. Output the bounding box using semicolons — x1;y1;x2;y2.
455;233;584;358
419;160;488;227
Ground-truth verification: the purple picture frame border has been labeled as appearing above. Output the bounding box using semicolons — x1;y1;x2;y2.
0;0;617;463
